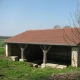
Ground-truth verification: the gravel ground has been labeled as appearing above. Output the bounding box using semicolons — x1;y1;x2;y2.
44;72;80;80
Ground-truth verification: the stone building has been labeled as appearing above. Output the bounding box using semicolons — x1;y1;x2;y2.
4;28;80;68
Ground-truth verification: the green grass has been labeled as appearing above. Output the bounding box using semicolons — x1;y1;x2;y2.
0;48;4;55
0;48;80;80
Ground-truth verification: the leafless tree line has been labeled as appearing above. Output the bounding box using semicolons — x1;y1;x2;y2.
54;0;80;45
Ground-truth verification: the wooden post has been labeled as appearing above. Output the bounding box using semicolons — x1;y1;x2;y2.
19;44;28;62
40;45;51;68
43;50;47;64
21;48;24;59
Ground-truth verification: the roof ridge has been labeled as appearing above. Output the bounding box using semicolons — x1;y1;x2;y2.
27;27;80;32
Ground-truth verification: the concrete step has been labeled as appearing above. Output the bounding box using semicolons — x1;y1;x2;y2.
57;65;67;69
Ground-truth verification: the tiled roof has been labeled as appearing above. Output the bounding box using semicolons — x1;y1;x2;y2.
4;28;80;46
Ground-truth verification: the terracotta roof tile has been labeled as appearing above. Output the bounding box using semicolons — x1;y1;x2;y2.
4;28;80;46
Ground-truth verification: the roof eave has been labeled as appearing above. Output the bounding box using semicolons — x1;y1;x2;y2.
4;41;77;46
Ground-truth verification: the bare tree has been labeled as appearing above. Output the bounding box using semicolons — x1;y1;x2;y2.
64;25;71;28
63;0;80;46
75;0;80;26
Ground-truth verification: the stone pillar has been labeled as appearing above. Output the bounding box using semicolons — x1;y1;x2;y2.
71;46;80;67
5;43;11;57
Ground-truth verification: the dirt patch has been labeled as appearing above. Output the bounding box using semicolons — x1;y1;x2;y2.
0;55;6;59
44;72;80;80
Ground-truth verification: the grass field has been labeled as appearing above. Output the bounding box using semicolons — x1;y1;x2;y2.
0;48;4;55
0;48;80;80
0;39;4;47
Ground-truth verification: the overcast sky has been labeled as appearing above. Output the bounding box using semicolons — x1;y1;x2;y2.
0;0;77;36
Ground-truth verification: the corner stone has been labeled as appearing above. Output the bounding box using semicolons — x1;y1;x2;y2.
41;63;46;68
19;59;27;62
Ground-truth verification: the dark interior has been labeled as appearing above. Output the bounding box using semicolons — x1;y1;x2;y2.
24;44;43;64
11;44;71;66
47;46;71;66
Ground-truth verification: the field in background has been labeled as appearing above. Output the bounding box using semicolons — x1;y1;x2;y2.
0;36;11;47
0;39;4;47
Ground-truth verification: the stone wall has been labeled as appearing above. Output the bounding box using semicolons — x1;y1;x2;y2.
71;46;80;67
78;46;80;66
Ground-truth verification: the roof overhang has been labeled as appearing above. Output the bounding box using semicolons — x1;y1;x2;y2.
4;41;77;46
